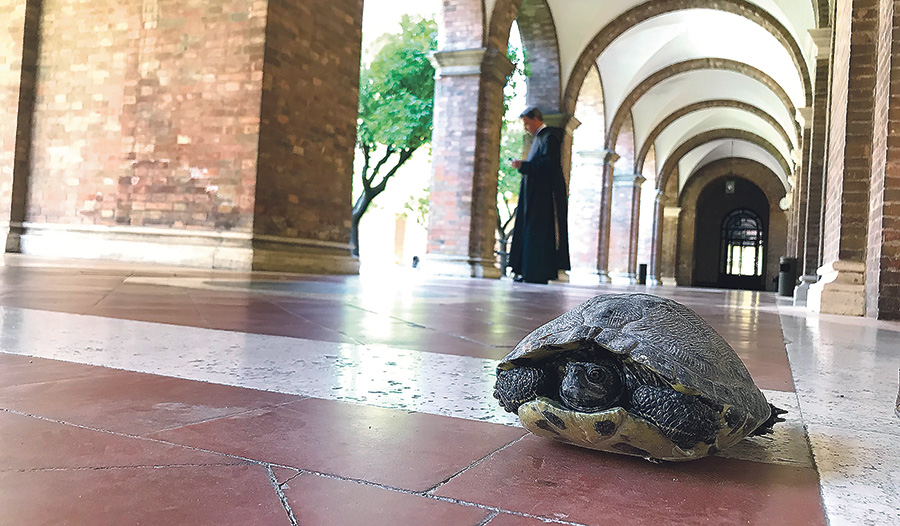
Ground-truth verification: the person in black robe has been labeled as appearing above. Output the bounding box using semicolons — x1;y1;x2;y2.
508;107;571;284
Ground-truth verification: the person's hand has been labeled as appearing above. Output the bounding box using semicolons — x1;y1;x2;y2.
511;159;523;169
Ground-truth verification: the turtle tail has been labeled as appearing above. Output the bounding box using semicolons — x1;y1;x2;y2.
750;403;787;436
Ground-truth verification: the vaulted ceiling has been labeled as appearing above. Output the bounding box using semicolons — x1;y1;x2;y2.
486;0;820;196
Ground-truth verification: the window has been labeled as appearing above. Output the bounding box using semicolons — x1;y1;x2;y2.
720;209;764;277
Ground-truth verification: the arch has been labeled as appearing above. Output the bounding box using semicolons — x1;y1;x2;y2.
562;0;812;116
488;0;562;112
675;157;788;289
608;58;799;151
438;0;485;50
636;99;794;174
657;128;792;193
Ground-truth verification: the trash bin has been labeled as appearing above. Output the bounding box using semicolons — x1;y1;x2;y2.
778;257;797;296
637;264;648;285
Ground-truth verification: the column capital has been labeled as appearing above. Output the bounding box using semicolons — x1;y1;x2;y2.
795;107;813;129
429;48;514;82
808;28;831;60
543;113;580;133
613;173;646;187
663;206;682;218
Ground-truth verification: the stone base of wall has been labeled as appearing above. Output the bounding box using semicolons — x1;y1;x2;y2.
809;261;866;316
5;223;359;275
608;271;636;285
420;254;501;279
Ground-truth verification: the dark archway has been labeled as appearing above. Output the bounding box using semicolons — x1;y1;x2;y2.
693;177;770;290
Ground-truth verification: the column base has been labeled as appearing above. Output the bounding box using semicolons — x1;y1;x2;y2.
567;268;602;285
808;260;865;316
420;254;501;279
6;222;360;274
608;271;636;285
793;274;818;306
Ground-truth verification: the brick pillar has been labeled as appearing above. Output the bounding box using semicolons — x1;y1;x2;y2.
795;28;832;305
865;0;900;319
811;0;879;316
608;173;644;284
1;0;40;250
646;189;665;286
596;151;619;284
542;113;579;185
424;47;513;278
568;149;606;284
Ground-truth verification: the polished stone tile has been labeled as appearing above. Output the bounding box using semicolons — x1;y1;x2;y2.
0;464;289;526
282;474;491;526
150;397;527;492
434;435;826;526
0;411;236;470
486;513;564;526
0;363;301;436
806;425;900;526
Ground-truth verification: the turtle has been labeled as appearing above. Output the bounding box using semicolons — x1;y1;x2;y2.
493;293;785;461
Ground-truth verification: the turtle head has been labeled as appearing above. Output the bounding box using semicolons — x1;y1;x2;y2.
558;360;625;412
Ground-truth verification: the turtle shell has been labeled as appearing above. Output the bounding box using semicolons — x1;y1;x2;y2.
497;293;772;461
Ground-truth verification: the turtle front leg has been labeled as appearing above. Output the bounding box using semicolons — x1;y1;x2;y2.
628;385;719;450
494;366;548;413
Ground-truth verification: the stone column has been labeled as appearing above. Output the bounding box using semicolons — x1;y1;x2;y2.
661;205;682;286
646;189;665;286
424;47;513;278
568;149;607;284
811;0;881;316
608;173;645;284
596;150;619;283
795;28;832;306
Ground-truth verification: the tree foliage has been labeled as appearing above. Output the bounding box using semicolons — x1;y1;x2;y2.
352;16;437;257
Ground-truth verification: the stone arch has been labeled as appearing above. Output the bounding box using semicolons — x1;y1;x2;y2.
608;59;800;151
657;128;792;193
488;0;562;112
636;99;794;174
675;158;788;289
562;0;812;116
438;0;485;50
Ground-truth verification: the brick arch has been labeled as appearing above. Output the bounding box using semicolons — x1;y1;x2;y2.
636;99;794;174
657;128;792;193
815;0;830;27
562;0;812;116
488;0;562;112
607;58;800;150
438;0;485;51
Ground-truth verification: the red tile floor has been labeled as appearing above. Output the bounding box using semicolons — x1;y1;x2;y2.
1;255;896;525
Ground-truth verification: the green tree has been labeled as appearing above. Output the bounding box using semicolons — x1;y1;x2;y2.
352;16;437;257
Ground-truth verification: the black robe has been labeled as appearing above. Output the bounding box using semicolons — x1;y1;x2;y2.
508;126;571;283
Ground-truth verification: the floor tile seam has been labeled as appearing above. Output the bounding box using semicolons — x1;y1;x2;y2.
264;464;299;526
137;398;309;437
1;462;249;474
271;465;590;526
0;407;269;467
424;433;530;495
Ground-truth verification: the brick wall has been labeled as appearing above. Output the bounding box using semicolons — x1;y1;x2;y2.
867;0;900;319
254;0;362;243
26;0;266;231
824;0;875;263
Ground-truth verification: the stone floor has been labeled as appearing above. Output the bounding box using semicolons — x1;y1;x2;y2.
0;255;897;526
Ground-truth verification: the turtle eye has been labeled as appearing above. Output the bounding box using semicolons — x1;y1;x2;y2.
587;367;603;382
